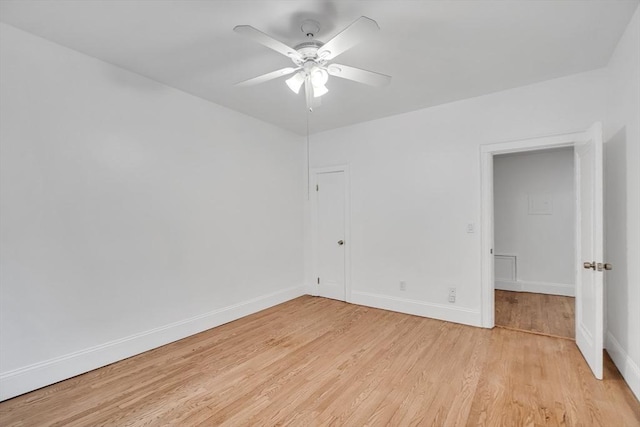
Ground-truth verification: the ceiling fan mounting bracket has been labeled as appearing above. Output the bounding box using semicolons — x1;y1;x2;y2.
301;19;320;38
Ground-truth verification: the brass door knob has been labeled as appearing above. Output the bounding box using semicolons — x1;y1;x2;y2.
604;263;613;270
583;261;596;270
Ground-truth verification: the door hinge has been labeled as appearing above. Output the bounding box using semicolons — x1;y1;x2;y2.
490;248;493;254
316;184;319;191
317;277;320;284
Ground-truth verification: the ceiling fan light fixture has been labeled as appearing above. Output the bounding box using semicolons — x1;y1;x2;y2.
286;72;305;94
310;68;329;88
313;84;328;97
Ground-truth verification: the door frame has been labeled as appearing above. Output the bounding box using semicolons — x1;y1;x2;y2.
310;165;351;302
480;130;586;328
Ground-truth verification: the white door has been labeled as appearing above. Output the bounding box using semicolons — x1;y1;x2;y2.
575;122;604;379
316;171;346;301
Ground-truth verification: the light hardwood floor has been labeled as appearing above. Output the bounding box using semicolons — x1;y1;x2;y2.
495;290;575;339
1;296;638;426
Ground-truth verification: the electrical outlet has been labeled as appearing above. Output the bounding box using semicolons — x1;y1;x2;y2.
448;287;456;303
399;281;407;291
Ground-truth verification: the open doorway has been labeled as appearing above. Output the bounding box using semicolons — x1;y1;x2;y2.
493;147;575;339
480;123;605;379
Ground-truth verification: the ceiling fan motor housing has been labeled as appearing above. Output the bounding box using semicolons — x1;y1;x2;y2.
292;40;326;65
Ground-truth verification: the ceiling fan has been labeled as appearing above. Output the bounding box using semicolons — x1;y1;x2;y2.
234;16;391;111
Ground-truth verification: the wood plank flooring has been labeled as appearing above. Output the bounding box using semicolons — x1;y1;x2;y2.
495;290;575;339
1;296;638;426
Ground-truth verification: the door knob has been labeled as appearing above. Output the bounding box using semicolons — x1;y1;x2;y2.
604;263;613;270
337;240;344;246
583;261;596;270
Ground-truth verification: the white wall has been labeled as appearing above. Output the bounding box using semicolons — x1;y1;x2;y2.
603;6;640;400
493;148;575;296
307;68;606;326
0;24;304;400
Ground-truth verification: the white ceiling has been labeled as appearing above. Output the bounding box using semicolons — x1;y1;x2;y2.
1;0;637;135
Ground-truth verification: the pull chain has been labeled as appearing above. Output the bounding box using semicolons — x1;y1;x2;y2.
306;109;310;200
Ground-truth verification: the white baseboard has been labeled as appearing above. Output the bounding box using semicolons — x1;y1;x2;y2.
606;331;640;401
351;291;482;327
0;285;305;402
495;279;575;297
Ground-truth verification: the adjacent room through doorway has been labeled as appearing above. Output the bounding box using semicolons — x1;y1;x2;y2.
493;147;576;339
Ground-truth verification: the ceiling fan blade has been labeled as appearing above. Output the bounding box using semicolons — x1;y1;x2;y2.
317;16;380;61
235;67;300;87
234;25;302;61
327;64;391;87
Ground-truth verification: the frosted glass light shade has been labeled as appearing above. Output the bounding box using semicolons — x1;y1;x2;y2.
285;72;305;94
313;84;328;97
311;68;329;87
